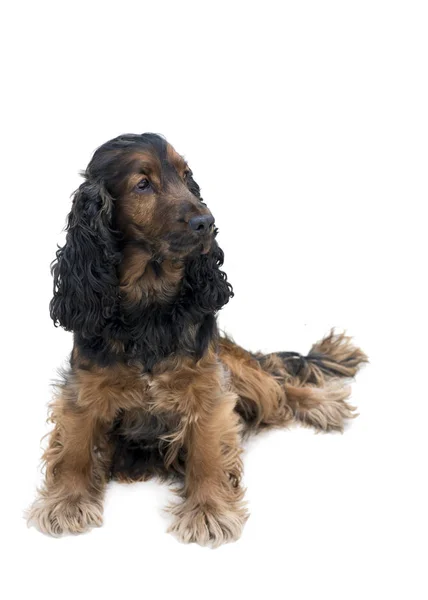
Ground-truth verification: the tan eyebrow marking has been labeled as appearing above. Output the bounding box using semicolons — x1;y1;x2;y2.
125;152;162;191
166;143;188;176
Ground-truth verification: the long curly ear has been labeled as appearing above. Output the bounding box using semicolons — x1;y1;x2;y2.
50;180;121;337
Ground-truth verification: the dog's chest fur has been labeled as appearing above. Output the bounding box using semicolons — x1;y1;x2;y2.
108;407;184;481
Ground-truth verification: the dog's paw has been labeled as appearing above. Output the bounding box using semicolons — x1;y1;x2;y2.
168;500;248;547
26;493;103;536
295;381;357;432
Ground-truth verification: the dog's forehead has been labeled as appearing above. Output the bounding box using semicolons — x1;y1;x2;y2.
125;143;187;177
125;151;161;175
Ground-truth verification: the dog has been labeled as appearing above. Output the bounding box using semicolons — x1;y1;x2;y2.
27;133;367;546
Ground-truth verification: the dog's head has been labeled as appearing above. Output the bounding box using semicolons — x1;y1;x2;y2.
50;133;232;339
97;133;215;257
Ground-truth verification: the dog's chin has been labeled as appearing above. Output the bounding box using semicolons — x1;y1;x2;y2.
173;236;214;259
200;236;214;255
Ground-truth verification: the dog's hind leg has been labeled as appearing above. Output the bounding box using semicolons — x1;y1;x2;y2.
220;331;367;434
219;337;294;434
283;381;356;432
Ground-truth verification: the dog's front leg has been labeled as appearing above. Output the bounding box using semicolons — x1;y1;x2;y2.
27;388;110;536
27;363;146;536
158;355;248;547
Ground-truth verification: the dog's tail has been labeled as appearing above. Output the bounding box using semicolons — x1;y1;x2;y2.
257;330;368;386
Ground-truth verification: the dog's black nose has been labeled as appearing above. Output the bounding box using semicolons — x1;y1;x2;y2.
189;215;214;234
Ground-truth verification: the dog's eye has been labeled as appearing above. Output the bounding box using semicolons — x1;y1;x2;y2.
183;169;192;180
135;178;151;193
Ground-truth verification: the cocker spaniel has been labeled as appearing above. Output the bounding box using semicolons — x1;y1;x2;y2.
27;133;367;546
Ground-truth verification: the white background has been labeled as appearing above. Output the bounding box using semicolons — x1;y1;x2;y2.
2;1;427;598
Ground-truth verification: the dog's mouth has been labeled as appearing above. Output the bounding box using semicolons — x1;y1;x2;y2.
197;225;218;255
165;228;216;257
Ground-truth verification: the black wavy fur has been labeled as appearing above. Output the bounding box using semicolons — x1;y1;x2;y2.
50;180;121;338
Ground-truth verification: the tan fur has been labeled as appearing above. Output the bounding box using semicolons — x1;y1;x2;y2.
27;363;148;534
123;151;162;191
28;350;249;544
119;246;184;305
220;334;365;434
309;330;368;379
285;382;356;432
149;351;248;545
166;143;188;177
219;337;293;432
27;489;104;537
